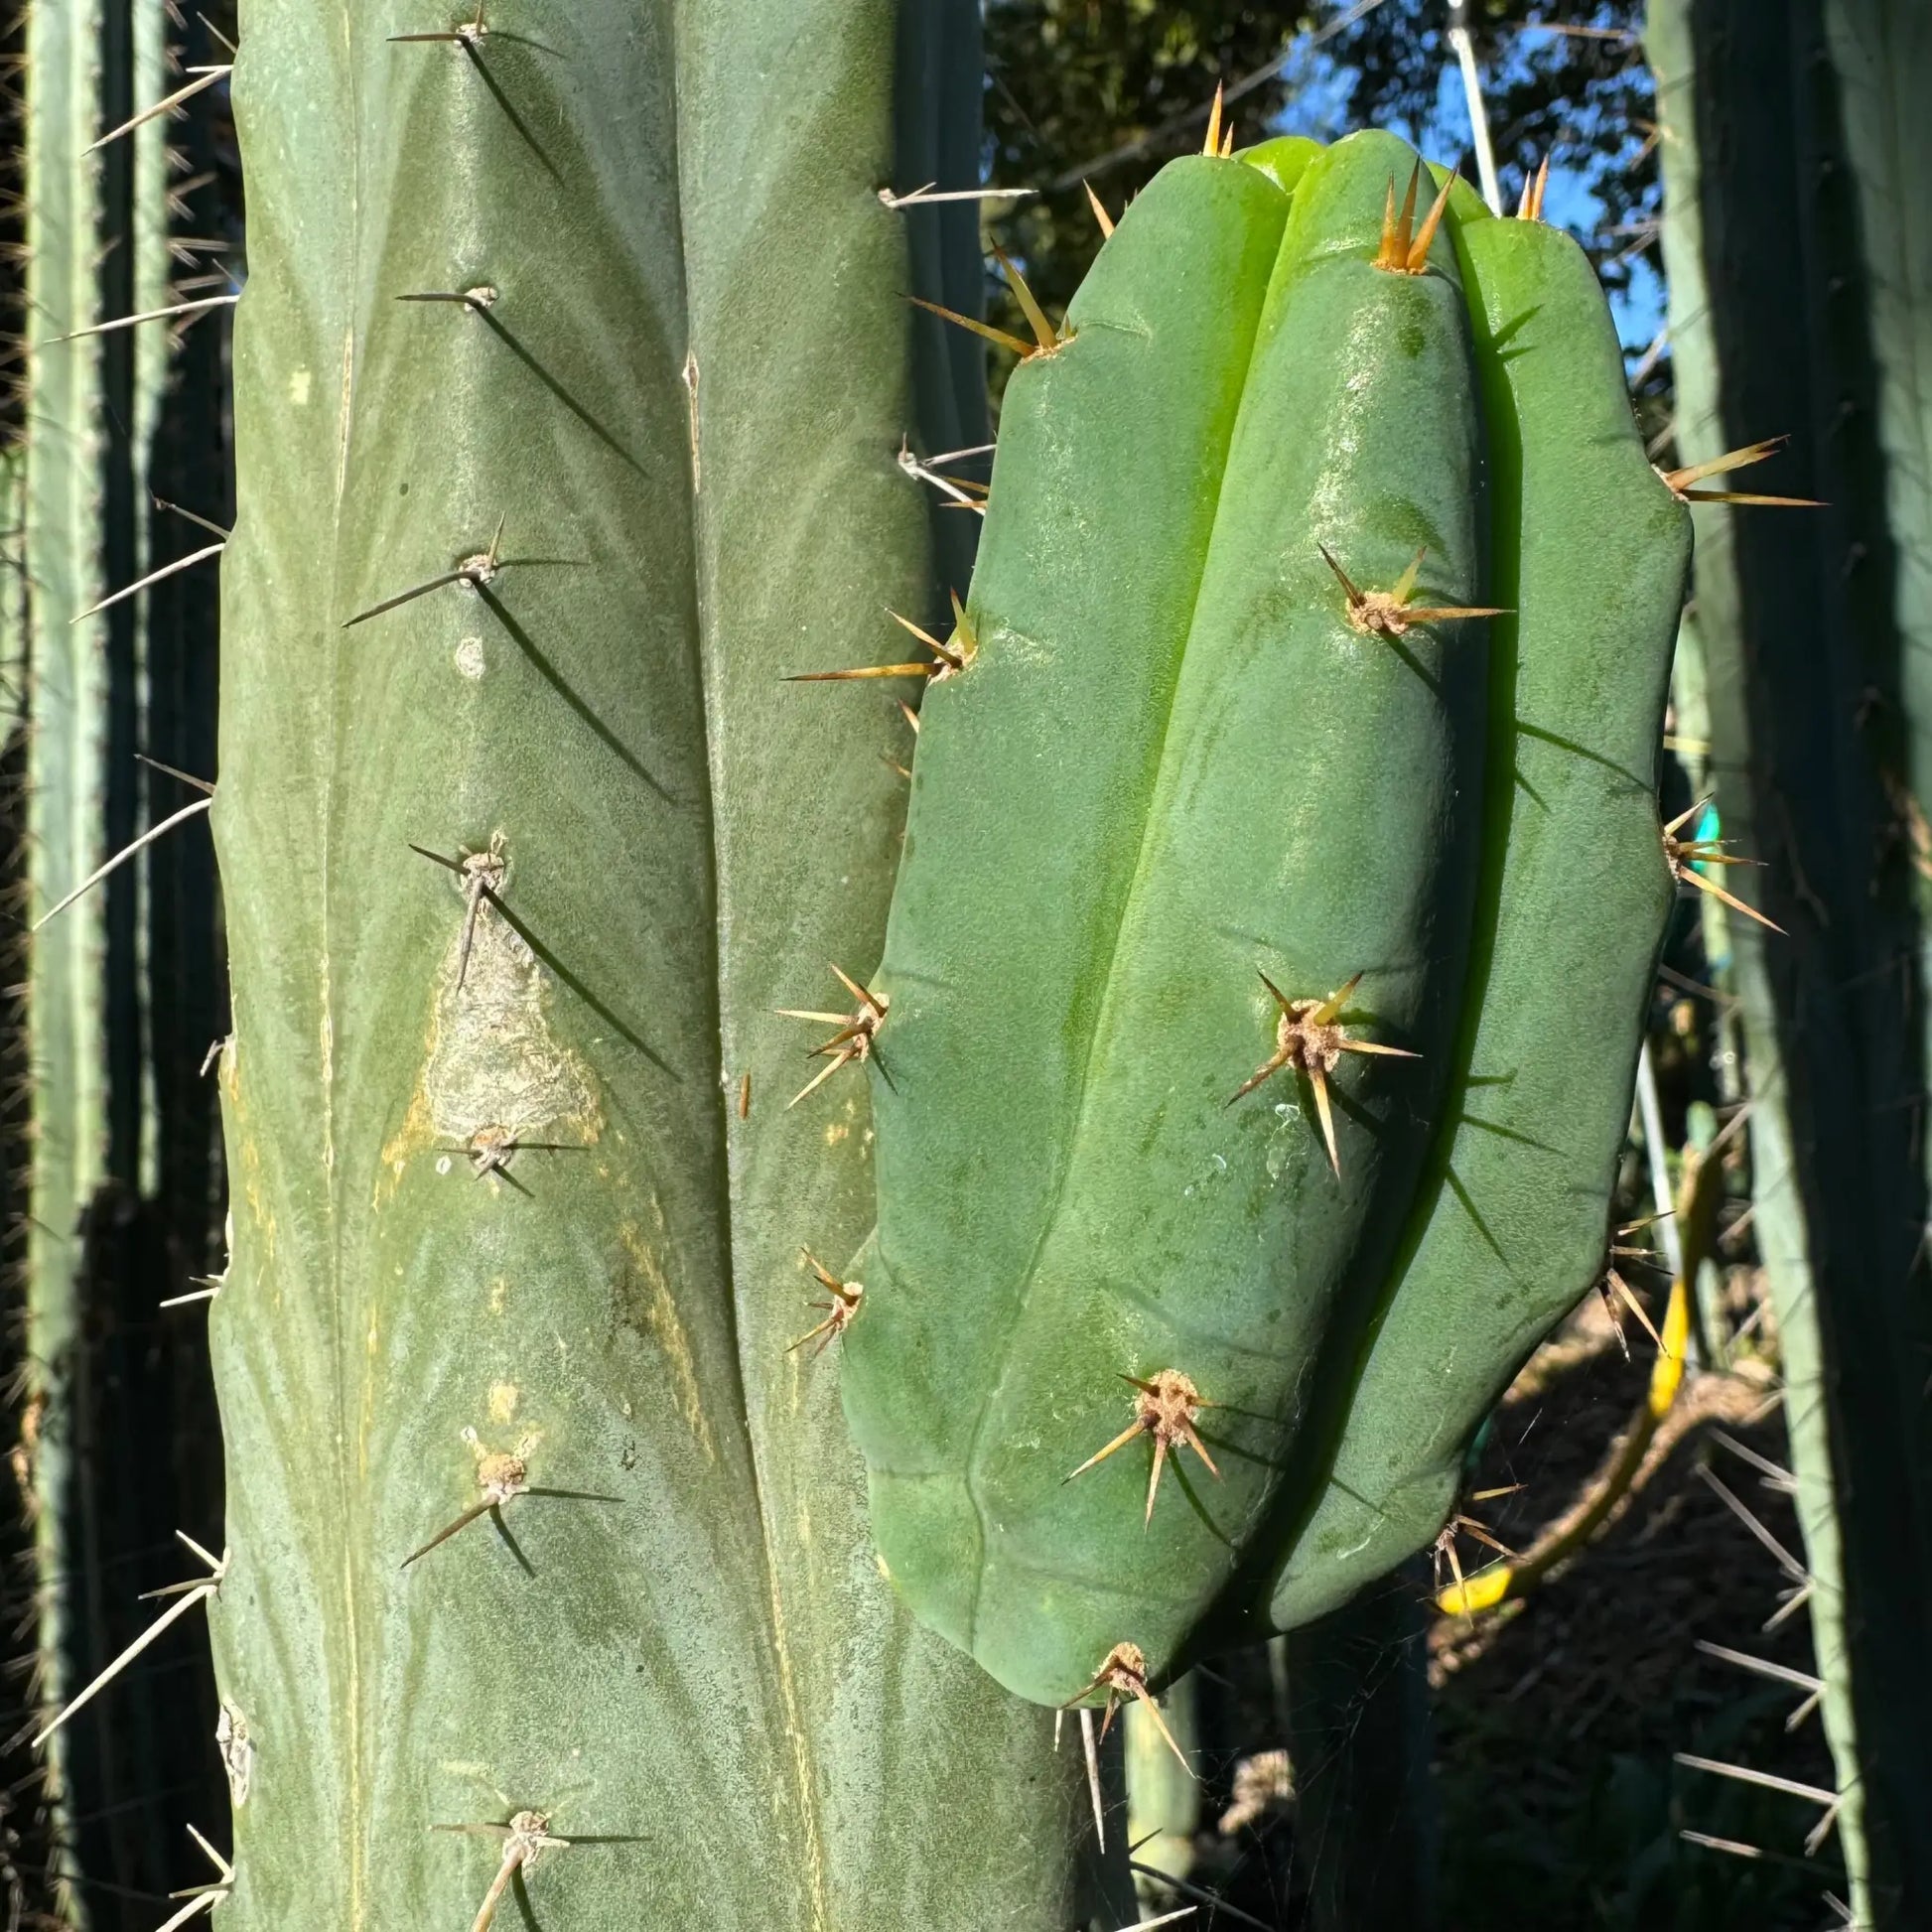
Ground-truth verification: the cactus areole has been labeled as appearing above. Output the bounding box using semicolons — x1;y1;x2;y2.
840;131;1693;1709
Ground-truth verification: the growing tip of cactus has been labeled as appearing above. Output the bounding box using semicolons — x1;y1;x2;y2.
1318;542;1507;640
1067;1643;1190;1776
1229;971;1419;1177
1063;1369;1221;1526
1658;436;1825;507
1373;161;1457;274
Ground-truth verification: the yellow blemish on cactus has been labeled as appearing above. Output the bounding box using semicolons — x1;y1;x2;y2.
620;1220;715;1463
823;1121;849;1146
487;1279;507;1316
377;884;601;1202
488;1382;519;1424
287;366;311;406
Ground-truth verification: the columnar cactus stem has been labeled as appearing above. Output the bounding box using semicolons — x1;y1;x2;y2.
208;3;1100;1922
1651;2;1932;1921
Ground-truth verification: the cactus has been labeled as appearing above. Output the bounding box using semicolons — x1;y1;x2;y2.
15;0;233;1916
841;130;1695;1709
22;0;116;1905
1651;1;1932;1922
204;2;1110;1925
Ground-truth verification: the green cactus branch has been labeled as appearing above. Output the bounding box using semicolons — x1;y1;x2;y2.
208;3;1102;1924
845;132;1690;1720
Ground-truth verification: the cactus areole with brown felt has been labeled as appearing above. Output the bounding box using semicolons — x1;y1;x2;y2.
837;131;1695;1709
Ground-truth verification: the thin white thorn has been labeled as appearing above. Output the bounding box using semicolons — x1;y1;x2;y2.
152;1892;218;1932
879;183;1036;208
1709;1427;1797;1492
86;67;232;153
159;1287;218;1308
1786;1689;1823;1732
1079;1705;1105;1851
33;1546;225;1745
1115;1912;1196;1931
70;541;226;621
1679;1828;1765;1860
1764;1579;1815;1631
175;1530;223;1571
1673;1752;1839;1808
33;795;215;929
1695;1465;1807;1581
1694;1640;1824;1694
45;296;237;345
183;1825;232;1880
1803;1797;1844;1856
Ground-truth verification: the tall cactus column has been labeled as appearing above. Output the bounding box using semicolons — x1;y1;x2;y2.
209;2;1095;1926
1651;1;1932;1923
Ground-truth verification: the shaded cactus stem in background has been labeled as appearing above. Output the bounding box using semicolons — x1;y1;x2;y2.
1652;0;1932;1923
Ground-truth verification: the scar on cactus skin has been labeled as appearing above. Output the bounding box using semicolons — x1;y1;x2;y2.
1229;971;1419;1176
1515;155;1552;221
775;965;888;1108
787;1251;864;1357
1662;799;1787;933
1064;1643;1191;1775
1372;161;1457;276
1064;1370;1221;1525
1657;435;1824;508
1318;542;1506;642
784;594;977;684
910;251;1068;362
410;832;507;991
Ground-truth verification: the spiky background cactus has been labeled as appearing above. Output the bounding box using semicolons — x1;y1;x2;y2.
205;1;1121;1924
1651;2;1932;1923
10;0;227;1916
844;129;1692;1713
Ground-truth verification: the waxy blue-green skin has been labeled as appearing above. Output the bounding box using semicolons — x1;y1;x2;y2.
844;132;1492;1708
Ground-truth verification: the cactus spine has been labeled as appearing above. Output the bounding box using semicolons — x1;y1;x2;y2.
208;2;1100;1923
1652;1;1932;1921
